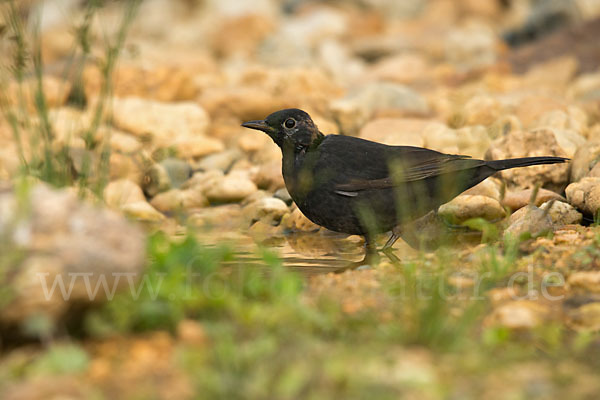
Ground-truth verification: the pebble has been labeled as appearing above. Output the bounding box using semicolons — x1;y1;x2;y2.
111;97;211;144
242;197;289;225
504;205;553;239
462;179;501;201
540;200;582;226
502;188;566;211
150;188;208;213
195;149;243;172
569;141;600;183
565;177;600;216
104;179;146;208
174;136;225;159
273;188;293;205
358;118;426;147
203;171;258;203
462;95;503;126
438;195;506;225
486;129;577;191
330;82;429;135
280;207;320;232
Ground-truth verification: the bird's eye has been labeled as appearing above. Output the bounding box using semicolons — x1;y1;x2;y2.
284;118;296;129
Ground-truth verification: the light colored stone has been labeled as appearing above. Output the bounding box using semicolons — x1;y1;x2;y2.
462;179;501;201
358;118;426;147
198;87;294;122
421;122;459;154
238;131;272;153
502;188;566;211
109;130;143;153
422;123;491;158
462;95;503;126
121;201;165;222
0;184;145;325
568;271;600;293
280;207;320;232
111;97;210;144
540;200;582;226
570;141;600;183
209;14;277;59
203;171;258;203
568;72;600;102
504;205;553;239
195;149;242;172
274;187;292;205
487;128;579;191
331;82;429;135
150;188;208;213
445;25;497;70
369;53;431;85
242;197;289;225
566;177;600;215
104;179;146;208
533;108;588;137
84;63;200;102
250;160;285;190
438;195;506;224
520;56;579;93
174;135;225;159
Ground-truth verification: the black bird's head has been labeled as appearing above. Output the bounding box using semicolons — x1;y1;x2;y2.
242;109;324;150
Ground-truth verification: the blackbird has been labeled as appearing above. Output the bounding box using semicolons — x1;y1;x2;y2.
242;109;568;253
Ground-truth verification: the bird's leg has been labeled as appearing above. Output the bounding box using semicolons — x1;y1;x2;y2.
383;224;403;250
364;235;378;255
333;235;378;274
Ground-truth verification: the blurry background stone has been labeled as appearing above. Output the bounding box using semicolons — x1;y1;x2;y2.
0;184;145;326
486;128;579;192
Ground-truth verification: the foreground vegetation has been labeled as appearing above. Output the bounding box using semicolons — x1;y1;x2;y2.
1;229;600;398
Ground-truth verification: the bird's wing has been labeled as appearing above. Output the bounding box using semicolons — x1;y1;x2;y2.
318;136;483;196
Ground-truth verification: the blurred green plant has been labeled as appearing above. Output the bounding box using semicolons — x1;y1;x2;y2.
27;343;90;377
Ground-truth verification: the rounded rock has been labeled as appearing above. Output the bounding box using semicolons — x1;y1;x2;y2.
104;179;146;208
540;200;582;226
358;118;426;147
565;177;600;216
570;141;600;183
242;197;289;225
504;205;553;239
487;128;579;191
203;172;258;203
438;194;506;225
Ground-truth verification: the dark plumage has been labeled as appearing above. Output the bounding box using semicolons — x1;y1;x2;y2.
242;109;568;252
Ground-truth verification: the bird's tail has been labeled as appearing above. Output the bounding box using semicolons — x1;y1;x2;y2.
486;156;569;171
